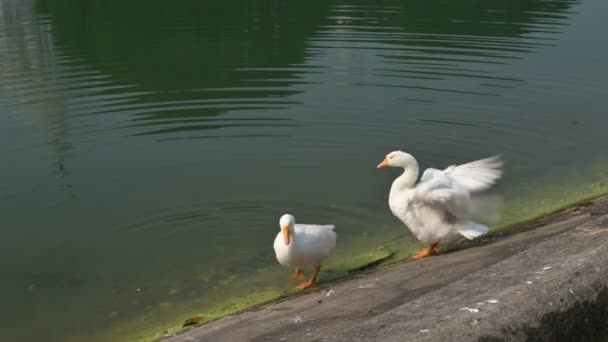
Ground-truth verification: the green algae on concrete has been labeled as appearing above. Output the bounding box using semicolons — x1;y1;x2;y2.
494;157;608;229
68;247;394;342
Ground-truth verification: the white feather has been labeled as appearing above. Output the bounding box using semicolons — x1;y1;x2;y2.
423;155;503;193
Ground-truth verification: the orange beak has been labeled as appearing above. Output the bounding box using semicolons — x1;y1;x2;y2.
377;157;389;168
282;226;291;245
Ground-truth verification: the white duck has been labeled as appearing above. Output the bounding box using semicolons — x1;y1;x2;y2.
273;214;337;289
377;151;503;259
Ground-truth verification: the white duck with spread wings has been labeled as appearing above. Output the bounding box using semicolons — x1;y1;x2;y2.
377;151;503;259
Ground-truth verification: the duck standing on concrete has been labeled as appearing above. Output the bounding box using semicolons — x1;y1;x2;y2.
377;151;503;259
273;214;337;289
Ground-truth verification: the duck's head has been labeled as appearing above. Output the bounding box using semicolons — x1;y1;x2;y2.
279;214;295;245
377;150;415;169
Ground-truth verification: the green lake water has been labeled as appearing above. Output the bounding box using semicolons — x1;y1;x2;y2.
1;0;607;340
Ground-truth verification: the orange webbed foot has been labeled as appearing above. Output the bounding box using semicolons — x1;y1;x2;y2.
411;244;438;260
294;265;320;290
296;280;314;290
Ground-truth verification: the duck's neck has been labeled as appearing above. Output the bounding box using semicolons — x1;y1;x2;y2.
390;161;419;194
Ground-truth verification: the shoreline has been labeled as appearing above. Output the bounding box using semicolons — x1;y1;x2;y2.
164;195;608;341
161;194;608;341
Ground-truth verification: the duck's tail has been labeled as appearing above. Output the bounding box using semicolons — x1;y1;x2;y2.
456;221;489;240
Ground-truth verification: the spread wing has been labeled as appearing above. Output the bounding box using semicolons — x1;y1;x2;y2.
438;155;503;192
413;155;503;219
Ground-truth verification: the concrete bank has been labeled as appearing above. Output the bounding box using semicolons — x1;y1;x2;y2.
165;197;608;342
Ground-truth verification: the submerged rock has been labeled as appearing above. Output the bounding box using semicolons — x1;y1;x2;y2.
182;315;204;327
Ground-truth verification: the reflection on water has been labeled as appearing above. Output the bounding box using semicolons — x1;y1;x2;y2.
34;0;329;138
1;0;608;340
